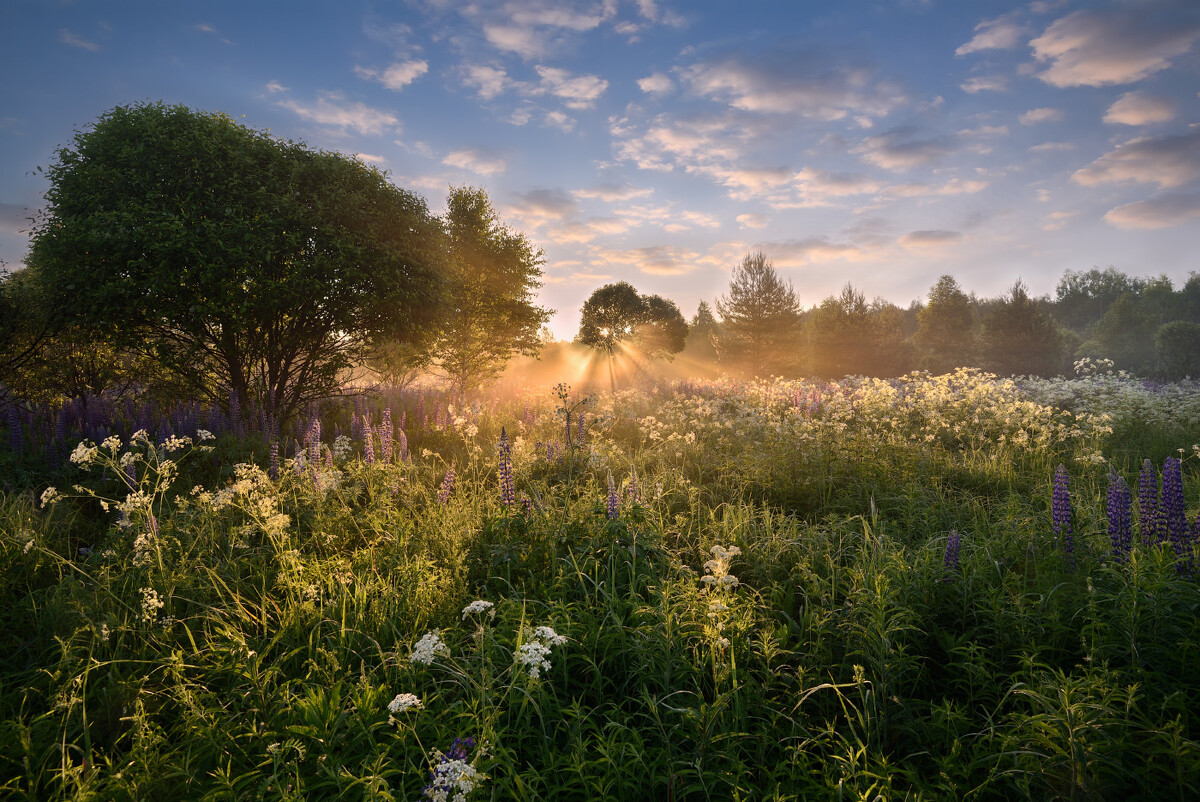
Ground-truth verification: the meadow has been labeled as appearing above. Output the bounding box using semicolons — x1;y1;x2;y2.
2;365;1200;800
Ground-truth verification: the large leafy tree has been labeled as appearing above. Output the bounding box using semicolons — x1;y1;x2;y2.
433;186;551;397
980;281;1067;377
808;284;912;378
714;252;802;377
914;275;977;373
26;102;447;425
575;282;687;359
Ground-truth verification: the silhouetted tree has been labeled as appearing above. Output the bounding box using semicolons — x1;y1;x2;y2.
684;301;720;363
809;284;912;378
980;281;1067;377
1077;292;1160;375
576;282;687;359
1156;321;1200;380
1054;267;1146;333
914;275;977;372
714;252;802;377
433;186;551;398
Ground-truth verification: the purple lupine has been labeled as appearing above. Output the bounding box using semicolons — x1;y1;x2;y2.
523;400;534;428
307;418;322;466
1052;464;1074;559
397;428;409;462
269;441;280;481
1138;459;1162;546
943;529;961;572
7;405;23;454
577;411;586;444
324;445;335;471
125;460;138;489
521;493;533;518
606;472;619;520
423;737;476;801
1162;457;1188;552
1107;472;1133;563
627;466;640;505
364;421;376;465
380;408;394;462
437;469;455;504
498;427;515;506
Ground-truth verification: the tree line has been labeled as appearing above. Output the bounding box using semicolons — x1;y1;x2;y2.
576;255;1200;383
4;103;1198;427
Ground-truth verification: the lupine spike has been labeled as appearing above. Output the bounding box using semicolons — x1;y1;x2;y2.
381;408;394;462
1163;457;1188;564
1139;459;1162;546
1052;464;1074;560
606;471;619;520
1107;472;1133;563
437;469;456;504
943;529;961;572
498;427;515;506
627;466;640;505
269;441;280;481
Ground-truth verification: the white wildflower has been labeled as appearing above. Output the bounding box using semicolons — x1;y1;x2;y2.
101;435;122;451
139;587;165;622
461;600;495;619
69;442;98;467
411;630;450;665
515;641;553;679
387;693;422;714
332;434;352;461
23;539;35;554
196;429;215;442
40;487;61;507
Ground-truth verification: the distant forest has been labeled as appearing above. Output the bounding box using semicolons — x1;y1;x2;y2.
672;264;1200;382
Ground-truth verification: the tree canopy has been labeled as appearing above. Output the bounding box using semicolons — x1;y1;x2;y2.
432;186;551;397
26;102;447;424
914;275;976;373
575;282;687;359
715;252;801;377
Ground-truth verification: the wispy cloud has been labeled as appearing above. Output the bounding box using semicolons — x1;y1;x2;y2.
1072;130;1200;189
1019;107;1063;125
899;229;962;250
852;128;955;171
956;14;1026;56
506;187;579;229
535;65;608;109
443;148;507;175
356;60;429;91
1031;4;1200;88
588;244;703;276
572;184;654;202
638;72;674;94
1103;91;1176;126
275;91;401;136
462;64;513;100
960;75;1007;94
1104;194;1200;229
58;29;99;52
737;213;769;229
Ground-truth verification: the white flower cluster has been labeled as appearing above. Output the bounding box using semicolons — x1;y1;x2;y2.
514;626;567;679
702;544;741;588
411;630;450;665
424;755;480;802
140;587;164;622
69;442;99;467
332;434;353;461
388;692;422;717
460;600;495;619
40;487;60;508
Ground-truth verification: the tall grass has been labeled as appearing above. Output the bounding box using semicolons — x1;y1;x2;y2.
2;370;1199;800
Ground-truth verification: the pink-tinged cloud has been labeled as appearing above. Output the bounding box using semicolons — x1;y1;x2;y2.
899;230;962;249
759;237;868;266
506;188;578;228
1072;130;1200;189
442;149;507;175
1019;107;1063;125
572;184;653;202
1031;5;1200;88
356;60;429;91
536;65;608;108
588;244;702;275
852;129;954;171
1103;91;1177;126
638;72;673;94
462;65;512;100
1104;194;1200;229
275;93;400;136
960;75;1008;94
956;15;1027;56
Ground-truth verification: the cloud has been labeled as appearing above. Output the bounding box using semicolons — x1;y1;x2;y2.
265;81;289;94
462;65;512;100
852;128;955;171
1019;107;1063;125
1031;4;1200;88
354;153;387;164
960;75;1008;93
588;244;702;275
195;22;233;44
544;110;576;132
1103;91;1176;126
882;178;988;197
572;184;653;202
58;29;99;51
899;229;961;249
1029;140;1073;152
275;92;401;136
547;216;636;243
1072;130;1200;189
484;24;548;58
1041;210;1077;231
356;60;429;91
759;237;868;266
535;65;608;108
638;72;674;94
680;50;906;120
956;14;1027;55
442;148;507;175
737;213;769;229
1104;194;1200;229
506;188;579;228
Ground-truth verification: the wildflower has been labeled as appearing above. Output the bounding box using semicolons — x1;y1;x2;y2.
702;544;741;588
387;693;422;714
398;428;409;461
627;466;640;505
514;625;567;678
411;630;449;665
1107;473;1133;564
140;587;165;622
196;429;215;442
333;434;352;461
381;408;394;462
269;441;280;481
1139;459;1162;546
943;529;961;572
1052;464;1073;559
40;487;61;508
437;469;456;504
498;428;515;506
461;600;495;619
23;539;35;554
1162;458;1190;569
423;737;483;802
606;471;619;520
69;442;98;467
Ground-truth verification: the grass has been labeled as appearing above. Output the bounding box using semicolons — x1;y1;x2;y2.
2;369;1200;800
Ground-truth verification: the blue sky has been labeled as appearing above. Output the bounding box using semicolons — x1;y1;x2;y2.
2;0;1199;339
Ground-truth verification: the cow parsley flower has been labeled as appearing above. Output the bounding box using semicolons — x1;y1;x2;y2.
514;625;567;678
423;738;484;802
461;600;495;619
40;487;61;508
388;693;422;714
411;630;450;665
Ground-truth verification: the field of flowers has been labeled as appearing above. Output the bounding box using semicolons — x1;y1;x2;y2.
2;366;1200;800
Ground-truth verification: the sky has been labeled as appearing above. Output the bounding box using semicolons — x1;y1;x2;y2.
2;0;1199;340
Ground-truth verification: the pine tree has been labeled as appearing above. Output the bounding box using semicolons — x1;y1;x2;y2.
714;252;802;377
